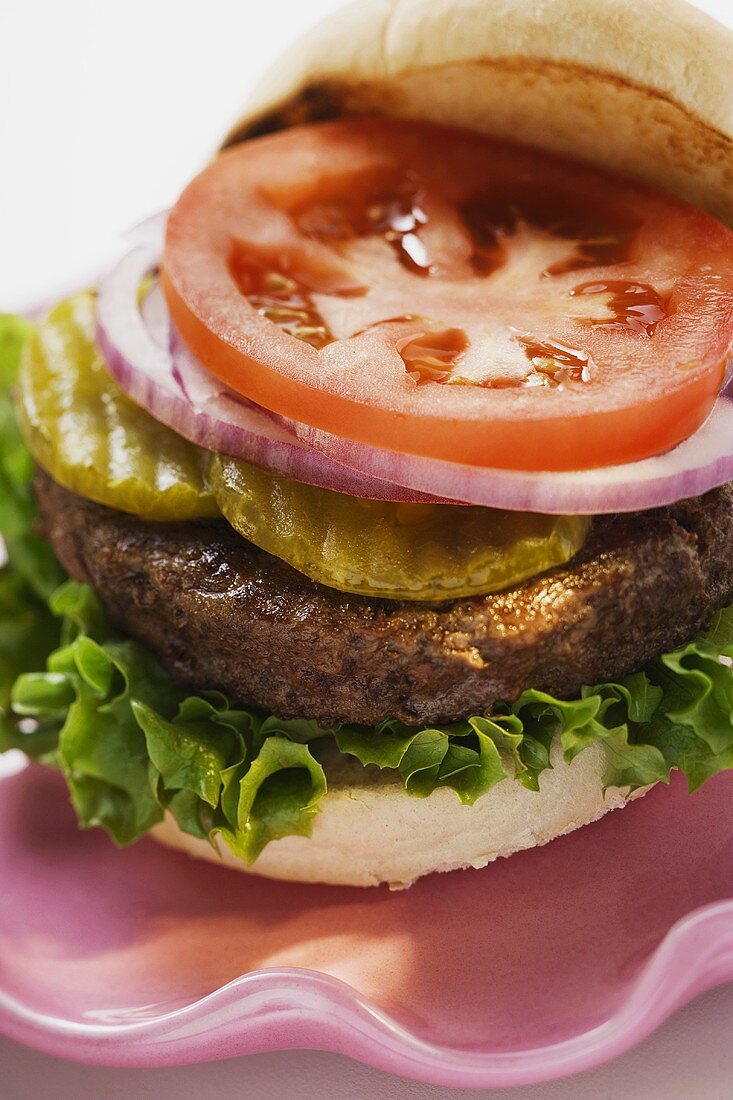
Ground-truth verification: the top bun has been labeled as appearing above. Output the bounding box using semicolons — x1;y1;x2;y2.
222;0;733;227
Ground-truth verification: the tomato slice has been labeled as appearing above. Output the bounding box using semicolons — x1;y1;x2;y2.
162;119;733;472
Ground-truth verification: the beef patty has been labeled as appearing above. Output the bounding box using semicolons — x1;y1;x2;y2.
36;469;733;727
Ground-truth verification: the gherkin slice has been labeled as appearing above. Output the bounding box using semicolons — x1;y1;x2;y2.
16;293;217;520
210;456;590;601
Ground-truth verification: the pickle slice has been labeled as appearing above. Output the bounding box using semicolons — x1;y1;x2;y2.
210;456;590;601
17;292;589;597
17;293;217;520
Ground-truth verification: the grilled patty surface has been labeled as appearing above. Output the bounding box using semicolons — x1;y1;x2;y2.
36;469;733;726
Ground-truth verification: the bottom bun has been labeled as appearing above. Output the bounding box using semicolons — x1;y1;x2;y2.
150;742;650;888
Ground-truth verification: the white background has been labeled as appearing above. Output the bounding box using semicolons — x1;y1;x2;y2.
2;1;733;1096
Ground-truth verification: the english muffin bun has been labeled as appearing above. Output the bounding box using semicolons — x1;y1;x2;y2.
152;742;646;888
153;0;730;887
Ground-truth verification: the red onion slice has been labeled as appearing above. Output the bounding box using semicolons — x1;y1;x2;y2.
275;385;733;514
95;244;443;502
97;236;733;516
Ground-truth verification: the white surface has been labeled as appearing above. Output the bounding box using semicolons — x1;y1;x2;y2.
2;0;733;1095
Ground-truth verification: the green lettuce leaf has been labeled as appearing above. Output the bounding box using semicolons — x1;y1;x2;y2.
0;314;65;756
2;309;733;865
214;737;327;862
336;717;509;803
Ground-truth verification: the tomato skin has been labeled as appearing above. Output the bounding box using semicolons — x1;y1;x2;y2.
162;272;726;470
163;119;733;472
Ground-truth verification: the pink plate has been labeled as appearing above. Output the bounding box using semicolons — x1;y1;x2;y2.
1;753;733;1088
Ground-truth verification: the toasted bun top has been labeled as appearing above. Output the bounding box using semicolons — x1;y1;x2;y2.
222;0;733;226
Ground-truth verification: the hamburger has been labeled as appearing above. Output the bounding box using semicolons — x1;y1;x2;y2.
1;0;733;888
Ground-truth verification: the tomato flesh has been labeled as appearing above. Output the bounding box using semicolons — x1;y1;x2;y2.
163;119;733;472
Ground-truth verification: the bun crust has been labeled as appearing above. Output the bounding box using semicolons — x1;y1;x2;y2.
151;743;647;888
223;0;733;226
